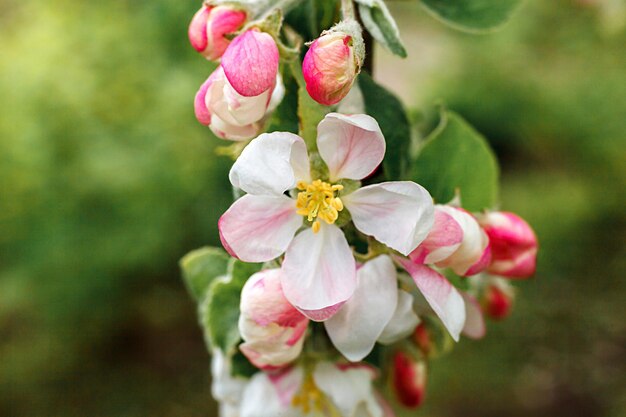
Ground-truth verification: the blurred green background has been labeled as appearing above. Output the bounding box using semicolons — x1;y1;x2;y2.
0;0;624;416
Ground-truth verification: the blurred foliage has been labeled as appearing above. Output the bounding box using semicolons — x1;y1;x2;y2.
0;0;624;416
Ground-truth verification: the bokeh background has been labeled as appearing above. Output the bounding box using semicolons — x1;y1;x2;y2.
1;0;624;416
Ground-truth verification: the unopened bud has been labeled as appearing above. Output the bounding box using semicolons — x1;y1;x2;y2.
188;4;247;61
479;211;538;278
481;280;515;320
302;21;364;106
393;351;427;408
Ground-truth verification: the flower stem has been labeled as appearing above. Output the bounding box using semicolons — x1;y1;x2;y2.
341;0;355;20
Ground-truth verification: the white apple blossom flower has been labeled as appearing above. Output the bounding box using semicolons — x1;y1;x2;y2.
218;113;434;321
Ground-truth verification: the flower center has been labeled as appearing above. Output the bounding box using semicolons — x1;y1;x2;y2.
291;373;324;413
296;179;344;233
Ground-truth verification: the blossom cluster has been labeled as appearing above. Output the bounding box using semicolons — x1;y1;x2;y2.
183;1;539;416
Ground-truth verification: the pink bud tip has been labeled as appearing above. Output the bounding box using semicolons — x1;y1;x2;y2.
303;32;359;106
482;284;514;320
393;352;427;408
221;30;279;97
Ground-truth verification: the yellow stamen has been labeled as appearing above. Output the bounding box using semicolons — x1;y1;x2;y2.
296;179;344;233
291;373;325;413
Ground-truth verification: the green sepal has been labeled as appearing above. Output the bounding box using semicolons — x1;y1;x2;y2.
179;246;230;302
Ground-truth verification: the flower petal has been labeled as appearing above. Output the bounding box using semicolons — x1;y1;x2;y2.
281;223;356;320
317;113;385;181
218;194;302;262
314;362;383;417
396;257;466;341
221;29;279;97
378;290;420;345
344;182;435;256
229;132;310;196
240;368;303;417
409;207;463;264
461;292;486;340
324;255;398;361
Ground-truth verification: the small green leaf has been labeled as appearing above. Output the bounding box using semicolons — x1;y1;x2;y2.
358;72;411;180
179;247;230;302
412;110;499;211
356;0;407;57
201;260;263;354
420;0;523;33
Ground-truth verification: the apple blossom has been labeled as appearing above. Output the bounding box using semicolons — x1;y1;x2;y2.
303;25;363;106
479;211;538;278
393;351;427;408
238;268;309;370
188;4;247;60
219;113;434;321
239;362;386;417
410;205;491;276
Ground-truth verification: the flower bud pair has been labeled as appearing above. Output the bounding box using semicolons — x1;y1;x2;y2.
194;29;282;140
409;205;491;276
189;4;247;61
303;21;364;106
479;211;538;278
238;269;309;370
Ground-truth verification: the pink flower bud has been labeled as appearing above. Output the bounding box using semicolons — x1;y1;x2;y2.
481;281;515;320
393;351;427;408
188;5;247;61
221;29;279;97
412;323;432;356
479;211;538;278
303;31;360;106
238;269;309;370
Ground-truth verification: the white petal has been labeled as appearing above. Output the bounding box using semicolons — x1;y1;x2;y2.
281;223;356;320
324;256;398;361
314;362;382;417
317;113;385;181
229;132;310;196
378;290;420;345
344;182;435;255
219;195;302;262
210;114;259;141
240;369;303;417
211;349;247;406
396;258;466;341
461;292;486;340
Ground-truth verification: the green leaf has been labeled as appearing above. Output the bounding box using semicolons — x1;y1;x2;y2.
358;72;411;180
179;247;230;302
201;260;263;354
412;110;499;211
285;0;338;41
420;0;523;33
266;67;299;134
356;0;407;57
231;350;258;379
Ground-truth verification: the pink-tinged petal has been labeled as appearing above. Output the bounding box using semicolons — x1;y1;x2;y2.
461;292;486;340
344;182;435;256
435;206;489;276
489;247;537;278
465;241;492;276
409;208;463;264
194;70;221;126
297;302;345;322
209;114;259;141
229;132;310;196
317;113;385;181
222;29;279;97
324;255;398;361
240;269;307;328
205;6;247;60
396;258;466;341
267;366;304;408
314;362;383;417
240;369;303;417
218;195;302;262
188;6;210;52
281;223;356;320
378;290;420;345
